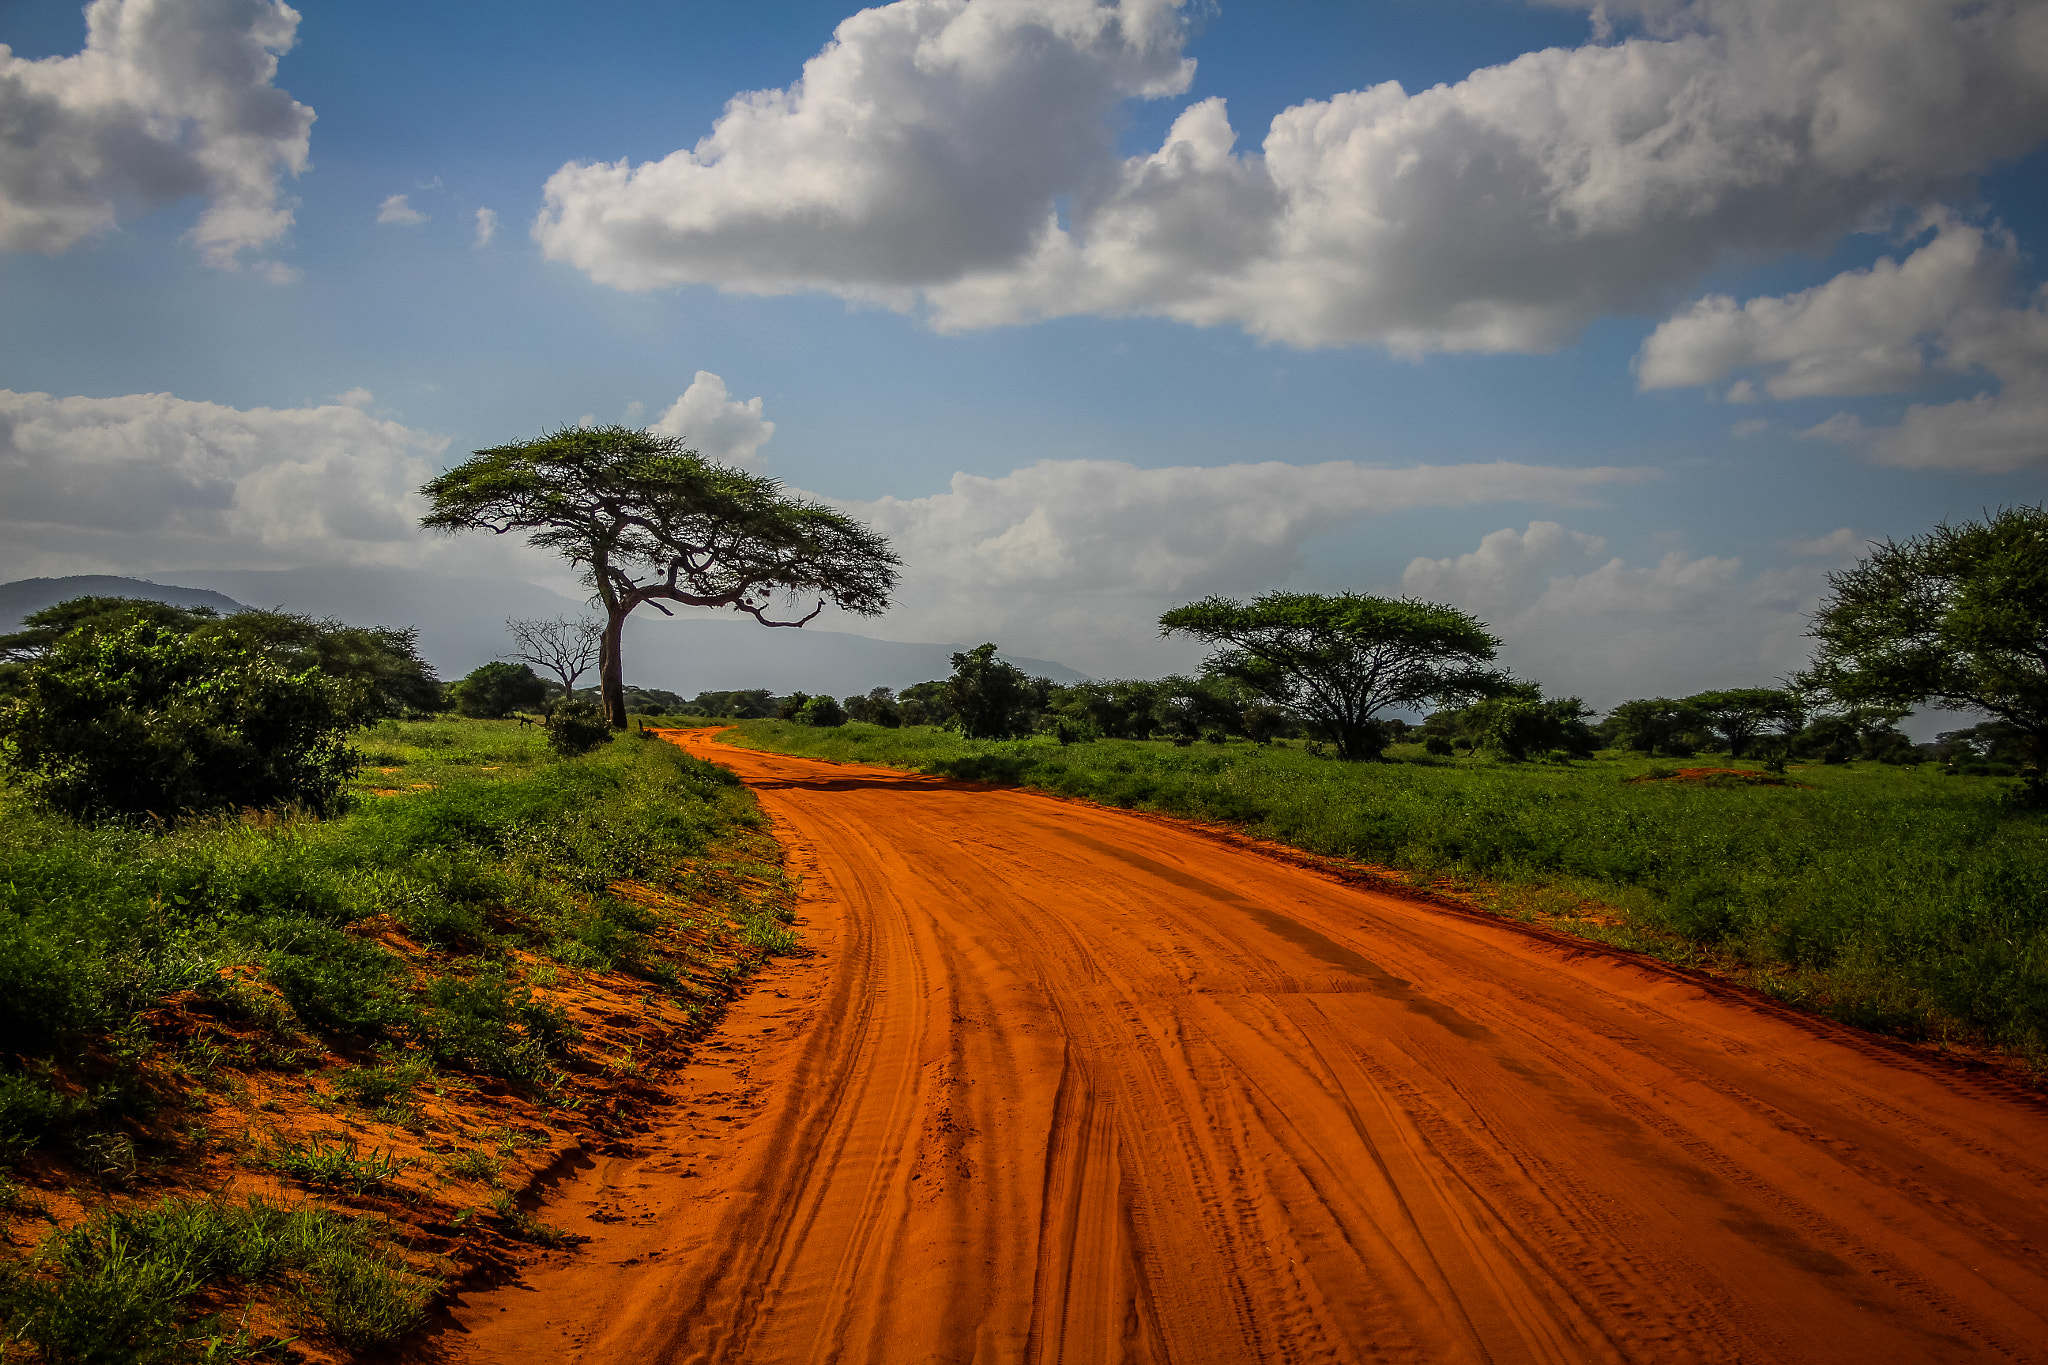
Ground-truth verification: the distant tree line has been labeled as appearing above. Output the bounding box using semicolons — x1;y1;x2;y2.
2;504;2039;821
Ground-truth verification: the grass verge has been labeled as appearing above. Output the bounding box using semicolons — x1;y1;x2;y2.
0;718;798;1361
701;718;2048;1066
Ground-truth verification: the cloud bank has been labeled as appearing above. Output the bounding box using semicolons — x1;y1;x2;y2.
0;0;314;272
0;388;451;579
825;457;1646;673
1399;520;1856;706
534;0;2048;352
1639;217;2048;471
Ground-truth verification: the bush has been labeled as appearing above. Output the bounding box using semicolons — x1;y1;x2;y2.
796;695;847;727
545;698;614;755
0;622;358;822
449;663;547;719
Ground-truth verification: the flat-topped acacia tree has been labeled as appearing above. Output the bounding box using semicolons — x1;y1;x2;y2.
1160;592;1511;760
421;425;899;729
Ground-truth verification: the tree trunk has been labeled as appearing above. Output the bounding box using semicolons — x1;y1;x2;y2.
1333;716;1389;761
599;609;628;730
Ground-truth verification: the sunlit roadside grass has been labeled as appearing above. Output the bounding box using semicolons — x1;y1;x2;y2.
708;719;2048;1063
0;718;800;1358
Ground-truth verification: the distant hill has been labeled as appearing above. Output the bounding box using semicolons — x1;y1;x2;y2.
3;570;1090;696
0;576;247;630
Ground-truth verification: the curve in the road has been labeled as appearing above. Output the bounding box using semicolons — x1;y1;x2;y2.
444;729;2048;1365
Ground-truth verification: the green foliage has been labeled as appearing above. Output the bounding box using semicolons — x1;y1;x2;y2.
0;718;770;1162
1801;506;2047;783
0;597;221;672
0;1072;77;1154
0;598;440;724
544;697;614;755
0;1195;437;1359
1159;592;1509;760
202;611;442;723
418;964;579;1080
686;688;777;719
946;644;1041;740
1795;707;1916;765
1429;687;1597;762
795;695;847;727
0;621;358;822
897;680;953;728
1046;675;1257;743
442;1147;501;1184
725;720;2048;1053
330;1051;433;1112
1602;697;1707;757
1685;688;1804;760
842;687;901;727
450;661;547;719
254;1136;414;1196
420;424;899;728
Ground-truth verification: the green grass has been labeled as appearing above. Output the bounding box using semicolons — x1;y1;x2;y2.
0;719;758;1110
0;1194;438;1360
253;1135;415;1197
0;716;795;1358
714;720;2048;1057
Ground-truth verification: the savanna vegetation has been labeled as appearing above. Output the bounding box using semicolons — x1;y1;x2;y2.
3;434;2039;1356
0;599;798;1359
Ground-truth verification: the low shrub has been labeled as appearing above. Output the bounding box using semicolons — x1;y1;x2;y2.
545;698;614;756
0;622;358;822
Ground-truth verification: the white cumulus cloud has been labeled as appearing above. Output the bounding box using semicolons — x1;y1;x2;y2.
1636;217;2012;398
0;388;462;579
534;0;2048;353
648;371;776;467
821;459;1644;674
377;193;426;225
1644;217;2048;471
1399;521;1817;705
0;0;314;271
473;206;497;246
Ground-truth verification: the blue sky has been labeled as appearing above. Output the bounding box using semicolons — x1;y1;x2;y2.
3;0;2045;712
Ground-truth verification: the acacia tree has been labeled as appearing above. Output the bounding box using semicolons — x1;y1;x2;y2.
1159;593;1509;760
422;426;899;728
1685;688;1804;759
1603;697;1706;757
1797;505;2048;790
504;616;604;699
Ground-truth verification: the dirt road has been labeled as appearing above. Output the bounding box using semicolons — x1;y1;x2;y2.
444;730;2048;1364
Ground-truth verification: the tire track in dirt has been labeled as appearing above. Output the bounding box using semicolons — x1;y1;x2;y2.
440;730;2048;1364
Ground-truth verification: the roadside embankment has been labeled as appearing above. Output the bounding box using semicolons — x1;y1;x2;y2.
0;718;796;1361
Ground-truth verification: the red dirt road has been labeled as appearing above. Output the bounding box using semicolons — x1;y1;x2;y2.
444;730;2048;1364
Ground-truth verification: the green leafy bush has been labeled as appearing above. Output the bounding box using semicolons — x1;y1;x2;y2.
795;695;847;727
545;697;614;755
449;662;547;719
0;622;358;822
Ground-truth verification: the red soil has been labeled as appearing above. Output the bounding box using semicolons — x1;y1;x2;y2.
438;729;2048;1364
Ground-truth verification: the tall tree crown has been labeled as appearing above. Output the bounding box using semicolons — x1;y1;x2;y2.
1160;591;1508;760
420;426;897;621
421;424;899;727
